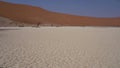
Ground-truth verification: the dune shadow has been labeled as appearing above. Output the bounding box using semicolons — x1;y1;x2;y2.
0;29;20;31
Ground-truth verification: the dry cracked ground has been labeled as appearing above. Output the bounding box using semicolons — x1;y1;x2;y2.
0;27;120;68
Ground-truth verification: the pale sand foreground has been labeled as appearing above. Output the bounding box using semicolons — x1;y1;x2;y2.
0;27;120;68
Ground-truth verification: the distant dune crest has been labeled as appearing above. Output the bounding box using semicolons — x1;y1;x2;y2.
0;1;120;26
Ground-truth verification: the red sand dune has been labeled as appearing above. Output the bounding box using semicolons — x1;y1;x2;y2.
0;1;120;26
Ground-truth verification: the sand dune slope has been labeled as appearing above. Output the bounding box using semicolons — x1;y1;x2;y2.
0;27;120;68
0;1;120;26
0;16;42;27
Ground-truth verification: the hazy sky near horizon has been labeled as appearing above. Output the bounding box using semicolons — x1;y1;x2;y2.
3;0;120;17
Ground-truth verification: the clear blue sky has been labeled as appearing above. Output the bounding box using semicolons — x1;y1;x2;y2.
3;0;120;17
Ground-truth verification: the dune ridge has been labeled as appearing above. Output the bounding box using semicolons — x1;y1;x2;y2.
0;1;120;26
